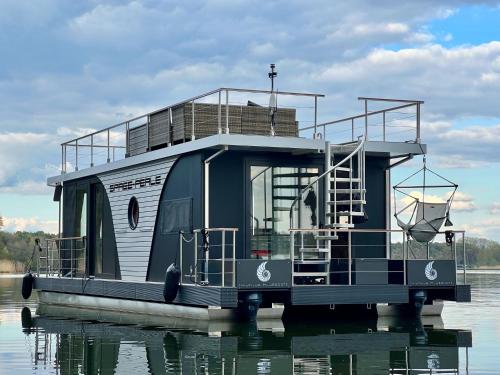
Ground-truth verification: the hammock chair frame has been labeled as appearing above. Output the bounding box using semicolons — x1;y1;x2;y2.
393;157;458;243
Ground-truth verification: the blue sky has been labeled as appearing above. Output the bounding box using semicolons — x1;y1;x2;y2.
0;0;499;240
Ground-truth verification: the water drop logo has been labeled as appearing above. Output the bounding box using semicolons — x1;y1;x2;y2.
257;261;271;282
427;352;440;369
425;261;438;281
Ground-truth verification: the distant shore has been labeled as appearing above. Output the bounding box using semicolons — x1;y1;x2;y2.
0;260;25;274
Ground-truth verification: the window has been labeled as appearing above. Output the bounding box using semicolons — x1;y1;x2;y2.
250;166;319;259
128;196;140;230
159;198;193;234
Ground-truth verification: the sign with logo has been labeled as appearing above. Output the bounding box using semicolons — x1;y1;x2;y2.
109;175;162;193
236;260;291;289
407;260;456;286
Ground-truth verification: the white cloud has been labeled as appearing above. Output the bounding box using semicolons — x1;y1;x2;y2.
491;202;500;214
2;216;58;234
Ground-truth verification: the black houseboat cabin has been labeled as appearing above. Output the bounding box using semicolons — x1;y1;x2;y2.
29;73;471;321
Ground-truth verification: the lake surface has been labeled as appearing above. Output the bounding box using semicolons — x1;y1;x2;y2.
0;272;498;374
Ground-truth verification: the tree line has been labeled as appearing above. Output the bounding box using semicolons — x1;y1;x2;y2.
1;228;500;269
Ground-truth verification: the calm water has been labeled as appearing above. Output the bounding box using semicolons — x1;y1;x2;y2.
0;273;498;374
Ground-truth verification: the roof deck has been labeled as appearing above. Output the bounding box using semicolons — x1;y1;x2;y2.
51;88;425;185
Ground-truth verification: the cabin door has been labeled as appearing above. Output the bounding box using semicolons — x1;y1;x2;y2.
88;183;104;276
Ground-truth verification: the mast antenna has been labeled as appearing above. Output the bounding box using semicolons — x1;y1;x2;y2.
268;63;278;136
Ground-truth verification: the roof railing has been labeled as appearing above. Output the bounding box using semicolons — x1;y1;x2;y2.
60;87;324;174
300;97;423;144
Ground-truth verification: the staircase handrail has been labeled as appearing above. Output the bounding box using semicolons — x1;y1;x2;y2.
289;137;366;228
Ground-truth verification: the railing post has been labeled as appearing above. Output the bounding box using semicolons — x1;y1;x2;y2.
61;146;64;174
191;100;196;141
90;134;94;167
107;129;110;163
383;111;386;141
63;144;67;174
218;90;222;134
225;89;229;134
194;232;198;284
463;232;467;284
222;230;225;287
416;103;421;143
364;99;368;140
232;230;236;287
314;96;318;139
348;231;352;286
179;231;183;285
75;139;79;171
146;115;150;150
351;118;354;141
70;239;73;278
205;231;210;284
290;231;295;285
126;122;130;156
403;234;407;285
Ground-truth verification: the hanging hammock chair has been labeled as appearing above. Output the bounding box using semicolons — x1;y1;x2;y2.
393;157;458;243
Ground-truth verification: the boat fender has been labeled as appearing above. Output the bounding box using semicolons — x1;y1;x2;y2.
163;263;180;303
21;272;34;300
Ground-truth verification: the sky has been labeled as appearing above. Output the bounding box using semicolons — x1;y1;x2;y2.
0;0;499;240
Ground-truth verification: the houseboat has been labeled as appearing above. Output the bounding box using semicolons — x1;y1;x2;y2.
27;68;471;321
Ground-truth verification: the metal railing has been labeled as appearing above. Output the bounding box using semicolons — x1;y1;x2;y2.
179;228;238;287
301;97;423;144
60;88;324;174
289;228;467;286
37;236;86;278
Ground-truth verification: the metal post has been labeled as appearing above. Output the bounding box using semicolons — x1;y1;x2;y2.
463;232;466;283
146;114;150;149
218;90;222;134
348;231;352;285
351;118;354;141
205;232;210;283
290;231;295;285
126;122;130;156
191;100;196;140
221;230;225;287
364;99;368;140
427;243;430;259
90;134;94;167
225;90;229;134
179;232;183;285
383;111;386;141
61;146;64;174
403;234;407;285
75;139;79;171
70;239;73;279
314;96;318;139
168;108;172;146
107;129;110;163
63;144;67;173
416;103;421;143
232;230;236;287
194;233;198;284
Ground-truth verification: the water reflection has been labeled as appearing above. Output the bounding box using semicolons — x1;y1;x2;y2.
21;305;471;375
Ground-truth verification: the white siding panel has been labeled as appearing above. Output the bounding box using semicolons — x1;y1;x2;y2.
98;157;177;281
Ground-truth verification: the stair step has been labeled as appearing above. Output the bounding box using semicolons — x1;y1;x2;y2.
324;223;355;229
299;248;330;253
314;235;339;241
327;211;365;217
272;196;296;200
273;184;308;189
273;207;290;211
293;272;329;277
334;167;352;172
327;200;366;205
295;260;330;264
331;188;366;194
273;172;318;178
330;177;360;183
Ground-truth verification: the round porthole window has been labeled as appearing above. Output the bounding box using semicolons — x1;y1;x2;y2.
128;196;139;230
